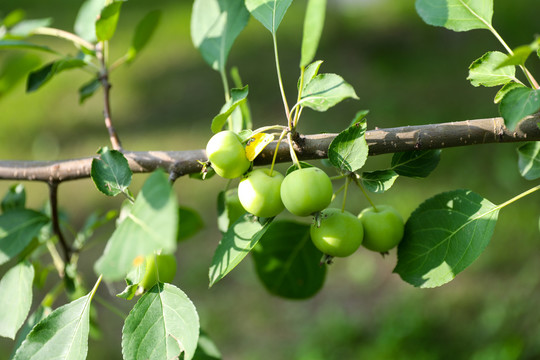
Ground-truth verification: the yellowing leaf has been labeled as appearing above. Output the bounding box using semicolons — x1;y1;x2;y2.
245;133;275;161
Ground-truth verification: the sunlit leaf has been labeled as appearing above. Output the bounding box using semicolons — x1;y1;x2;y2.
499;87;540;131
191;0;249;72
245;0;293;34
415;0;493;32
122;283;199;360
8;18;52;38
467;51;516;87
300;73;358;112
211;85;249;133
394;190;498;288
517;142;540;180
328;118;368;172
13;278;100;359
74;0;106;43
0;261;34;339
494;82;526;104
95;1;122;41
209;215;272;287
361;170;399;193
94;170;178;281
300;0;326;67
91;146;132;197
217;189;247;233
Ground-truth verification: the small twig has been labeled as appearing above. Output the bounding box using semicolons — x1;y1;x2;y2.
48;181;71;263
96;43;123;151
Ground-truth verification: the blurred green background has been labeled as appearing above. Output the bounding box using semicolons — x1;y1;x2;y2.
1;0;540;359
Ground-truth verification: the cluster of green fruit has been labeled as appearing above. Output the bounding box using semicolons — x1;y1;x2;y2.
206;130;405;259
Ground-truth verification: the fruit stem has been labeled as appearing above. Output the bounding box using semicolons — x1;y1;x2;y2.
341;177;350;213
272;32;291;123
352;174;378;212
269;129;287;176
291;66;306;130
287;132;302;169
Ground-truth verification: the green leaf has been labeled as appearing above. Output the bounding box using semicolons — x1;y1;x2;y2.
26;58;87;93
126;10;161;63
211;85;249;133
517;142;540;180
0;54;42;99
74;0;107;43
94;170;178;281
0;261;34;339
91;146;132;197
10;305;52;359
245;0;293;34
122;283;200;360
298;60;323;91
361;170;399;193
230;67;253;131
415;0;493;32
193;329;222;360
499;87;540;131
300;73;359;112
79;77;101;104
394;190;499;288
13;279;99;360
191;0;249;72
3;9;26;28
95;1;122;41
252;221;326;299
391;150;441;178
0;209;49;266
8;18;52;38
494;82;526;104
217;189;247;233
300;0;326;67
467;51;516;87
1;183;26;212
0;40;56;54
496;42;539;68
177;206;204;242
328;118;368;172
209;215;272;287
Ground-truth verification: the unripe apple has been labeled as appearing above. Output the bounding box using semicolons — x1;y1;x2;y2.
358;205;404;252
280;167;333;216
310;208;364;257
238;168;285;218
139;253;177;290
206;131;251;179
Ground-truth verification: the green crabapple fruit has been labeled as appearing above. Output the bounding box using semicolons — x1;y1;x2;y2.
139;253;177;290
238;168;285;218
310;208;364;257
358;205;404;253
206;130;251;179
280;167;333;216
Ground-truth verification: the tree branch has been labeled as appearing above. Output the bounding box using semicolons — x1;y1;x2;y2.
0;115;538;183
